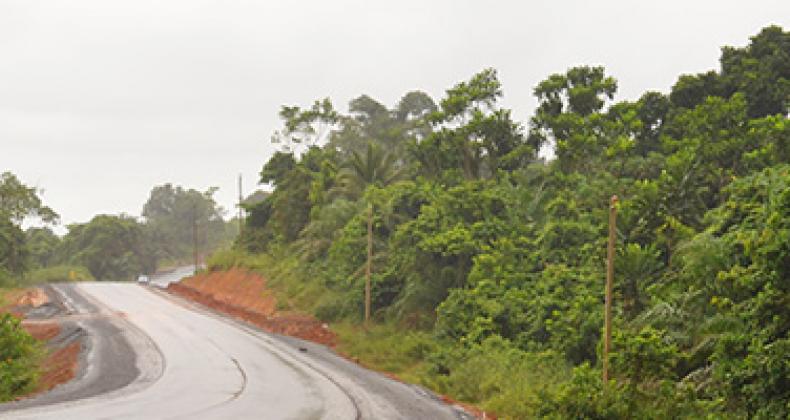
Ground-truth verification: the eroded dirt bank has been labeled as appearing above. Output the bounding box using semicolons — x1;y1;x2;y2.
167;268;336;346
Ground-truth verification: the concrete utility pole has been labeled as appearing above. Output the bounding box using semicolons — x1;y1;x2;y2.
238;174;244;236
365;202;373;325
603;195;618;384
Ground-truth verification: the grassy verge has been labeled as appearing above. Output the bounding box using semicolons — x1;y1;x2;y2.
332;322;436;385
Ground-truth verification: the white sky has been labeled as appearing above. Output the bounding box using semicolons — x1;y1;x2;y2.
2;0;788;233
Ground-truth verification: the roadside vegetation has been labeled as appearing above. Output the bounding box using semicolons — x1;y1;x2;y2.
0;313;43;401
212;26;790;418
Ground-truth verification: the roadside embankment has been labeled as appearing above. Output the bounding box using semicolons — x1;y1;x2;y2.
167;268;336;346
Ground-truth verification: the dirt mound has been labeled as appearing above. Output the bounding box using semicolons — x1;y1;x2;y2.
169;269;336;347
16;289;49;308
179;269;277;316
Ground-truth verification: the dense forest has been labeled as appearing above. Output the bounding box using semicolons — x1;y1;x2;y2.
218;26;790;418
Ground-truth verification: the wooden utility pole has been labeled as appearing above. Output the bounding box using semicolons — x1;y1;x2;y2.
238;174;244;236
193;206;199;275
603;195;618;384
365;202;373;325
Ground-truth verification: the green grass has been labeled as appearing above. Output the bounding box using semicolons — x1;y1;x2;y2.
334;323;570;418
332;322;436;384
427;338;571;418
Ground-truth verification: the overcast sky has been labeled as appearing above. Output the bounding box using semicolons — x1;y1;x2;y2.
2;1;788;233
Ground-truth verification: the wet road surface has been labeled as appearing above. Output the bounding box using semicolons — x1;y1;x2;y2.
1;283;468;420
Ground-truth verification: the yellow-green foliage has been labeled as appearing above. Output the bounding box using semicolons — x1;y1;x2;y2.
23;265;94;285
426;336;571;419
207;248;268;271
333;322;435;385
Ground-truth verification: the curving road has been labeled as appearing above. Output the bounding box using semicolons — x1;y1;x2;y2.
2;283;468;420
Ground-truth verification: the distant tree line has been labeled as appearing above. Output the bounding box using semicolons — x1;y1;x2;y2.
0;178;237;284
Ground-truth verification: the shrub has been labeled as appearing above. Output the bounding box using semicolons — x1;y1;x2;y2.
206;248;249;271
427;336;570;419
537;363;633;419
0;314;42;401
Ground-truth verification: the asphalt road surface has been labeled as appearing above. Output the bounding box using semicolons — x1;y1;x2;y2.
147;266;199;288
2;283;468;420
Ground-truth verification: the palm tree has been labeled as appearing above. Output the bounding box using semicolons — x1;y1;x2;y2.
334;142;403;324
334;142;403;200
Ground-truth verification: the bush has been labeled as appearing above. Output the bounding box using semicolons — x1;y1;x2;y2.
537;363;633;419
206;248;248;270
333;322;437;384
314;294;352;322
538;362;727;419
611;326;679;383
0;313;42;401
427;336;570;419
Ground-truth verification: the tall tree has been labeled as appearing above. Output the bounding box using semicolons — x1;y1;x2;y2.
60;215;155;280
335;142;403;200
271;98;339;155
414;69;531;181
141;184;228;262
0;172;57;225
528;66;617;172
670;25;789;118
24;227;60;269
0;172;58;278
335;142;404;323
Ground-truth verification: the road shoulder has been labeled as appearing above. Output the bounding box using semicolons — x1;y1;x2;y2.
0;283;164;413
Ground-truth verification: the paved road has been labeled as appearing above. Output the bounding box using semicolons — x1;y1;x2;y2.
2;283;467;420
147;266;198;288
